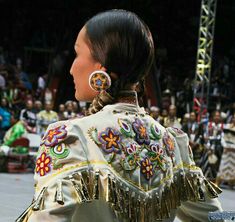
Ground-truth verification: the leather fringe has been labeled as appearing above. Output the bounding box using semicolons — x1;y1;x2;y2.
55;179;64;205
16;169;222;222
32;187;47;211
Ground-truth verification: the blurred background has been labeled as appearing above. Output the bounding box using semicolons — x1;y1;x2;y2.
0;0;235;221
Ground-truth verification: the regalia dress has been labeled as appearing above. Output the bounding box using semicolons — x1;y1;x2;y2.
199;122;224;180
216;124;235;187
16;100;223;222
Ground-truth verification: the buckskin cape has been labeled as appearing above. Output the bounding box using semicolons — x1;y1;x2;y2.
16;103;223;222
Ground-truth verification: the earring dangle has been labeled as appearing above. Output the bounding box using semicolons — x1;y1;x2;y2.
88;70;112;92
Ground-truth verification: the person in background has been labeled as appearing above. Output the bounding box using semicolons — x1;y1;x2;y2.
217;113;235;188
164;104;182;129
0;71;6;90
63;101;77;119
72;101;79;115
181;112;190;128
19;99;37;133
58;104;66;120
160;108;167;126
37;73;47;100
2;114;27;147
0;114;28;158
200;110;224;180
0;98;11;140
38;74;46;91
183;112;199;142
1;80;19;109
44;87;53;105
33;100;43;115
149;106;161;122
226;102;235;123
183;111;202;165
36;101;58;136
16;60;32;90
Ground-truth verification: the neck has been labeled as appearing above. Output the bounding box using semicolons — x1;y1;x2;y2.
116;90;139;106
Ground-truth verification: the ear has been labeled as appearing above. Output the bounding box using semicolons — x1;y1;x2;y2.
94;62;106;71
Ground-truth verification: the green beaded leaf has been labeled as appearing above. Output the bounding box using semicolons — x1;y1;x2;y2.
50;143;70;159
87;127;102;145
150;124;162;140
118;118;135;138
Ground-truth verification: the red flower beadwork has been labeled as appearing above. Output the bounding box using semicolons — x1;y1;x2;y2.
41;125;67;147
36;152;51;176
141;158;153;180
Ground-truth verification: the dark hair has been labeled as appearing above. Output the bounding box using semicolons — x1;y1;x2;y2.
85;9;155;97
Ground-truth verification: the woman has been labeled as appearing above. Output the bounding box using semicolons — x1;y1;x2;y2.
17;10;223;222
216;114;235;188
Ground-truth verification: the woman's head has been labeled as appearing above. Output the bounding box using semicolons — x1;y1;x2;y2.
70;9;154;102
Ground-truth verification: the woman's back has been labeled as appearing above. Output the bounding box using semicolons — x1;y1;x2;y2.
16;9;223;222
18;101;223;222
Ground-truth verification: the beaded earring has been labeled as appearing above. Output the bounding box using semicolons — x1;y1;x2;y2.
88;70;112;92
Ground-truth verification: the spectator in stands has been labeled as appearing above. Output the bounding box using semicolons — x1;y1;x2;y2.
1;80;17;108
72;101;79;115
184;112;199;140
0;98;11;140
19;99;37;133
181;113;190;128
161;89;171;110
201;110;224;180
63;101;77;119
16;58;32;90
37;74;47;91
159;108;167;125
2;113;27;147
0;71;6;89
226;102;235;123
36;101;58;136
44;87;53;105
58;104;66;120
163;104;182;129
150;106;161;122
33;100;43;114
216;113;235;187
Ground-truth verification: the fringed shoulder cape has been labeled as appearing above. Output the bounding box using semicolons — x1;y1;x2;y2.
16;103;223;222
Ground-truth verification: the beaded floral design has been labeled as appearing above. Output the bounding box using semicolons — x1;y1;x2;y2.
121;142;141;171
98;128;122;154
132;118;150;145
147;143;167;171
150;124;162;140
141;158;153;180
50;143;70;159
37;141;70;173
163;133;176;165
36;152;52;176
88;119;174;181
41;125;67;147
118;119;134;138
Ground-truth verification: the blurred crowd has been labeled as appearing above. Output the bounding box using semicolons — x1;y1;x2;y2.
149;104;235;187
0;46;235;187
0;94;87;142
